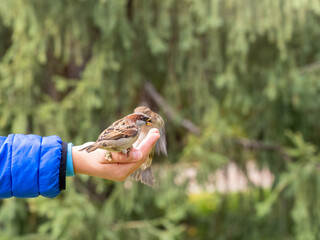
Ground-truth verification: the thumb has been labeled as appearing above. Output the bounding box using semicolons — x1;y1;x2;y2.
138;128;160;154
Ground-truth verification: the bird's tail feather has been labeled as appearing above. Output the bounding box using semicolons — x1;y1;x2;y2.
79;144;99;153
130;167;155;187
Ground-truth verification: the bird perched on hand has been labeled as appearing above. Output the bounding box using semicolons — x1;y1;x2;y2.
130;106;167;186
80;113;151;160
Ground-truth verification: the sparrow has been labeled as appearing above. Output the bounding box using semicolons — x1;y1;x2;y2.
80;113;151;160
130;106;167;186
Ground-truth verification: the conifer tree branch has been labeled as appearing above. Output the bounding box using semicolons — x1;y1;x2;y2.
299;60;320;75
111;218;164;230
144;81;201;135
234;138;292;161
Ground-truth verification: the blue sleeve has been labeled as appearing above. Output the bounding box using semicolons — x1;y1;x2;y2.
0;134;67;198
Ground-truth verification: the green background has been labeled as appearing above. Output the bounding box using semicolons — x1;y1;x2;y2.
1;0;320;239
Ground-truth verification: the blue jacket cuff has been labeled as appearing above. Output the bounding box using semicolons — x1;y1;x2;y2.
66;143;75;177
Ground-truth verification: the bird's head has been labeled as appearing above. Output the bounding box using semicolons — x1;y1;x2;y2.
134;106;167;156
128;113;152;127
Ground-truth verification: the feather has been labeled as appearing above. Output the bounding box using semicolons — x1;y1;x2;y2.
79;113;150;158
130;167;155;187
79;143;99;152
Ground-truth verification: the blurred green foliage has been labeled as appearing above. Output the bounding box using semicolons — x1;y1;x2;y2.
1;0;320;239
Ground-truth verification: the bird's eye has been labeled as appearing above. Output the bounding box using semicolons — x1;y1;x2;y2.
141;116;150;122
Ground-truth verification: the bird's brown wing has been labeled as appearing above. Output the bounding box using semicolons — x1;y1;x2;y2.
97;120;139;141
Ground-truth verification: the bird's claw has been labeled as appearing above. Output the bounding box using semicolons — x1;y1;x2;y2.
122;147;133;157
105;151;112;161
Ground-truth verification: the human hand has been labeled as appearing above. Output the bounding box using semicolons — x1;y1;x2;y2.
72;128;160;181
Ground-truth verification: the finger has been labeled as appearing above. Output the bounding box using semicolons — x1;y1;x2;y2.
103;162;142;181
106;149;142;163
137;128;160;154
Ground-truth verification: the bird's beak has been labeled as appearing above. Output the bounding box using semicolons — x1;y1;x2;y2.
146;119;152;126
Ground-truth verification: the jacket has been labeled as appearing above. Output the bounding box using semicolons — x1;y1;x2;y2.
0;134;67;198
